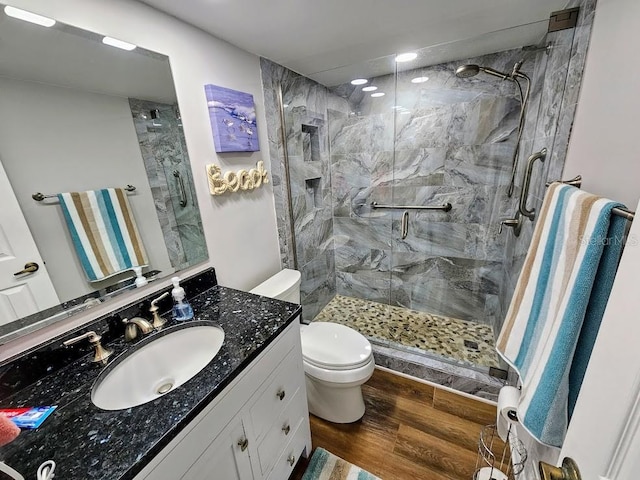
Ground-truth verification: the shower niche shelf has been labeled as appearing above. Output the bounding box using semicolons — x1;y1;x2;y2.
301;124;321;163
305;177;322;210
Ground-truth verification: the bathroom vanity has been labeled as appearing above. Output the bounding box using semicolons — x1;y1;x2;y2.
0;270;310;480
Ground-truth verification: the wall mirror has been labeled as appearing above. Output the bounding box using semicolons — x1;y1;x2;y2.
0;4;208;342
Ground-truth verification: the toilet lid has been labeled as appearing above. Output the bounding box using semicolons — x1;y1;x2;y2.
301;322;372;370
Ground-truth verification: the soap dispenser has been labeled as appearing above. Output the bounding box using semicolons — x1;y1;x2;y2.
171;276;194;321
133;266;147;288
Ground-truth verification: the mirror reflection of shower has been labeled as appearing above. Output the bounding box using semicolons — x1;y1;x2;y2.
455;60;532;198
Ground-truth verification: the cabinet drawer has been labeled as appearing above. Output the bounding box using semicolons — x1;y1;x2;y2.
257;389;307;475
266;421;309;480
249;349;302;441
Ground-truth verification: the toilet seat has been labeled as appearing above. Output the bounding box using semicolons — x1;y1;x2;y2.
301;322;373;371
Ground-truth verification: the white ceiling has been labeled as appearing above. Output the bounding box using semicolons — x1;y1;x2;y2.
138;0;570;85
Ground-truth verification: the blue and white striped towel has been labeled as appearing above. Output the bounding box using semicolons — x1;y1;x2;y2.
497;183;627;447
58;188;148;282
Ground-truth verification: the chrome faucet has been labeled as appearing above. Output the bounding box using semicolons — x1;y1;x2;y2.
63;331;113;365
499;211;523;237
123;317;154;342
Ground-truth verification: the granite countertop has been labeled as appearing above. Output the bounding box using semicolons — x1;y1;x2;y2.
0;285;301;480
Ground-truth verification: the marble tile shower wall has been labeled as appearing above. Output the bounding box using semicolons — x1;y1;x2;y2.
329;49;540;332
260;59;352;320
129;99;207;271
499;0;597;325
261;0;594;334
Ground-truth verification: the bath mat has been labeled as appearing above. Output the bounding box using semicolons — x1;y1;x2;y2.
302;447;381;480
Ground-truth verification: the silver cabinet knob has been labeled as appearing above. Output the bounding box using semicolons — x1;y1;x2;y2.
276;389;285;401
282;424;290;435
287;455;295;466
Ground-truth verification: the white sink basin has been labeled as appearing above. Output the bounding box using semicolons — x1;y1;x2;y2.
92;322;225;411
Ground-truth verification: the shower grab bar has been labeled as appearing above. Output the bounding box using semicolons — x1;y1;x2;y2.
173;170;188;207
32;185;136;201
401;211;409;239
546;175;635;221
371;202;452;212
519;148;547;220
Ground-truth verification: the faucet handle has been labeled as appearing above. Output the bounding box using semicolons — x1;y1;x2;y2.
63;331;112;364
498;213;523;237
150;292;170;330
63;330;101;346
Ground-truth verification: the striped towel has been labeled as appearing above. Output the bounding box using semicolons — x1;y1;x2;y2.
497;183;627;447
57;188;148;282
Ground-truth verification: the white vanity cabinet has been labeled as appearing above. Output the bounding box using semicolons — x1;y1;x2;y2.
135;320;311;480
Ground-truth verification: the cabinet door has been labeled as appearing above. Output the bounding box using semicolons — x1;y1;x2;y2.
182;417;253;480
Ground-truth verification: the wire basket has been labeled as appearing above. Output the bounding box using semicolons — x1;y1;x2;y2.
473;424;527;480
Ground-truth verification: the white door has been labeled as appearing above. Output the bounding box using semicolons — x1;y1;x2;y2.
546;199;640;480
0;160;59;325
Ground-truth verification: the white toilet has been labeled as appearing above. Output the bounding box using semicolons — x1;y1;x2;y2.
250;269;375;423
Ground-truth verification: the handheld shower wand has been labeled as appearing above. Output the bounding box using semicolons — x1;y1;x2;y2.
455;60;531;197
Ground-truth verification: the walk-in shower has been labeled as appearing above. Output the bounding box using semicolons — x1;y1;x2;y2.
456;61;531;198
260;0;596;398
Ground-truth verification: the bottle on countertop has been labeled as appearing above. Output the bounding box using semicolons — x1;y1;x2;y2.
133;266;148;288
171;276;194;321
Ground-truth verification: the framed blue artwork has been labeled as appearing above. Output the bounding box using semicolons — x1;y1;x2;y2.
204;84;259;152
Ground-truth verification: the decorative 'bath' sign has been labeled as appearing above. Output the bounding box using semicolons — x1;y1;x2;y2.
207;161;269;195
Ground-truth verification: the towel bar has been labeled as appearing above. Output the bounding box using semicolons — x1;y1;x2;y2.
546;178;635;221
32;185;136;202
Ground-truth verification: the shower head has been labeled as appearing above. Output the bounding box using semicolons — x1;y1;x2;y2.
455;64;511;81
455;64;480;78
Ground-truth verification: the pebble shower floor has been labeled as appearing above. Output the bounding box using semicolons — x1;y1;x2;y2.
313;295;500;368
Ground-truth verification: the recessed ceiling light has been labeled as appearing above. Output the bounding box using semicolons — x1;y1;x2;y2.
371;92;385;98
102;36;137;51
351;78;368;85
362;86;378;92
411;76;429;83
4;6;55;27
396;52;417;63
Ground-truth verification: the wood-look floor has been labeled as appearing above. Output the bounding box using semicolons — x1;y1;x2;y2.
291;368;498;480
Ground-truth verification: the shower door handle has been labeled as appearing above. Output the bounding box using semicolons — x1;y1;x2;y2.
401;211;409;239
173;170;188;207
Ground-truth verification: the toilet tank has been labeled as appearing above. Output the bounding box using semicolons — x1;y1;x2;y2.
249;269;301;304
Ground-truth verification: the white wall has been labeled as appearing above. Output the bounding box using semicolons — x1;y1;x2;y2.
5;0;282;290
522;0;640;475
562;0;640;208
0;77;173;302
0;0;282;359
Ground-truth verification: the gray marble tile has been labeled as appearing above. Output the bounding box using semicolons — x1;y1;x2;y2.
395;106;453;150
444;144;513;187
381;148;445;187
334;216;392;251
330;113;395;154
447;95;521;147
336;271;391;303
